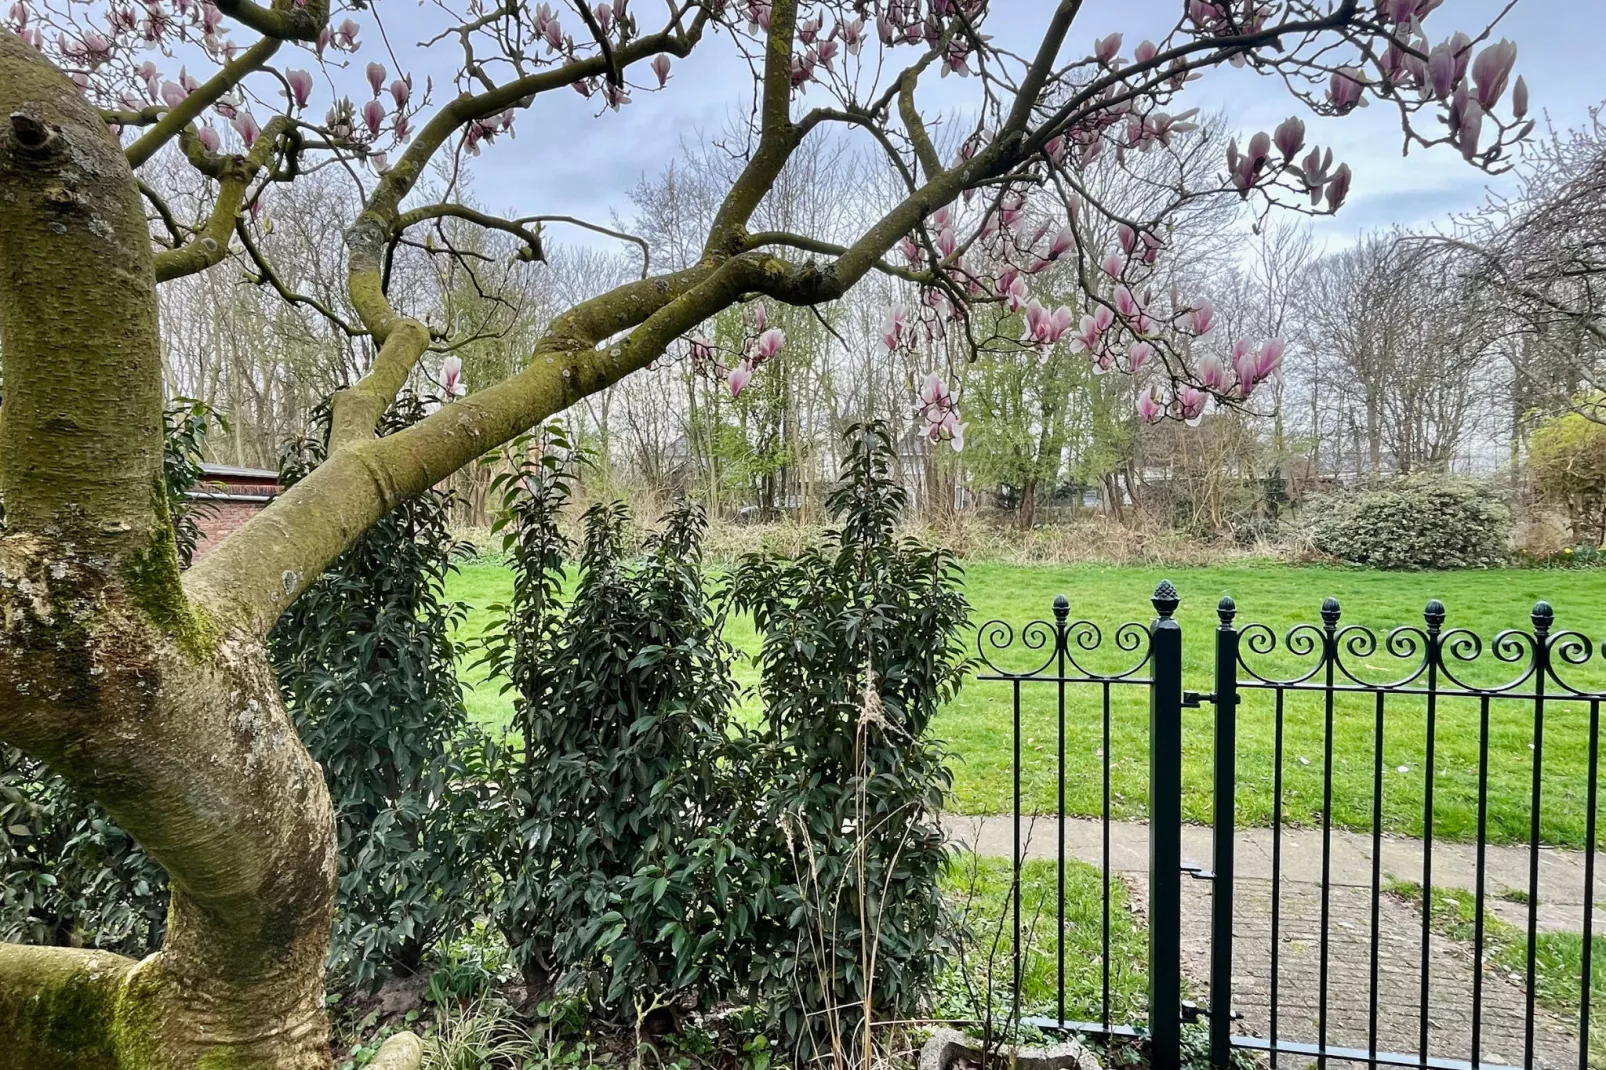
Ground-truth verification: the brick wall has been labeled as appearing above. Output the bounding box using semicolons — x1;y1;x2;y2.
192;498;271;561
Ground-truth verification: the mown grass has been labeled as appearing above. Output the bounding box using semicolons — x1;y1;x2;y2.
1388;879;1605;1066
937;855;1149;1026
447;559;1606;847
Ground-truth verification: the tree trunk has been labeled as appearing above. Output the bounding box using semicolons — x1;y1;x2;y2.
0;35;368;1070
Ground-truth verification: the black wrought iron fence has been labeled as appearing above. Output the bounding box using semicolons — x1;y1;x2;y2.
974;581;1602;1070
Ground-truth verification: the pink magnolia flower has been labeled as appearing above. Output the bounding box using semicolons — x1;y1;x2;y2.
286;69;313;109
917;374;963;452
1274;116;1305;161
752;303;767;333
1184;299;1216;336
1327;67;1367;113
1325;163;1352;211
232;110;259;148
687;333;713;365
1068;314;1102;355
366;62;386;97
1101;252;1125;279
160;80;188;109
1134;39;1158;65
335;17;360;50
1000;273;1029;314
1470;39;1516;110
1230;339;1258;393
1199;353;1233;394
937;227;957;260
1513;75;1529;119
595;3;613;33
1136;385;1166;424
1093;32;1122;67
1127;341;1154;372
1114;285;1141;319
1256;338;1285;382
197;124;220;152
754;327;785;361
728;361;754;398
389;78;410;108
1046;224;1075;261
882;305;910;351
651;54;672;87
1177;385;1209;426
363;98;385;138
840;18;866;55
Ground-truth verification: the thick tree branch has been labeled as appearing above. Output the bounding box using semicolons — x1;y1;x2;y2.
701;0;800;257
152;117;290;282
186;259;724;630
213;0;329;42
124;36;281;168
0;945;132;1069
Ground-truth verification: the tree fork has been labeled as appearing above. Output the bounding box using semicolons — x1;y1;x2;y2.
0;31;419;1070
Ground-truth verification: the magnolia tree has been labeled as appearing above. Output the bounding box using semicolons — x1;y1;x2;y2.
0;0;1530;1065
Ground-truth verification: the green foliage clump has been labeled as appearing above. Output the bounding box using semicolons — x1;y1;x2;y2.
1306;475;1510;570
0;397;224;954
733;421;971;1060
1530;406;1606;546
482;430;764;1015
271;395;487;989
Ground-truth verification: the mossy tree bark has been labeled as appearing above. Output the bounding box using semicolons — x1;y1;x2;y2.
0;32;336;1070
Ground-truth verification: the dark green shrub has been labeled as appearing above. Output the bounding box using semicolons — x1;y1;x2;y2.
1306;475;1510;570
733;421;971;1062
485;458;767;1014
0;398;223;953
271;395;487;989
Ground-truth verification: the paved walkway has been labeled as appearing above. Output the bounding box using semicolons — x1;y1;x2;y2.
944;816;1597;1069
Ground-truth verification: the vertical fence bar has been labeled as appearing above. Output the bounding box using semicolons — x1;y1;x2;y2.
1103;678;1113;1031
1472;692;1491;1069
1582;697;1599;1070
1149;580;1184;1070
1013;676;1023;1004
1271;687;1285;1070
1526;602;1552;1070
1210;597;1239;1068
1368;689;1385;1063
1054;595;1069;1028
1420;600;1444;1068
1318;597;1341;1070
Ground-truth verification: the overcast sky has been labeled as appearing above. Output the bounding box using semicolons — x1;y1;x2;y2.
423;0;1596;252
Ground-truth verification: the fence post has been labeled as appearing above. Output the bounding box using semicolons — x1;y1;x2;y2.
1210;597;1240;1068
1149;580;1184;1070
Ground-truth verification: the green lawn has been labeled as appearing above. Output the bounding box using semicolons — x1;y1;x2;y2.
447;560;1606;847
937;855;1149;1026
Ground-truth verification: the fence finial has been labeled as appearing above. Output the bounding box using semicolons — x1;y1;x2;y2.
1320;596;1342;627
1217;595;1236;627
1532;600;1554;634
1152;579;1180;619
1052;594;1070;622
1424;599;1446;630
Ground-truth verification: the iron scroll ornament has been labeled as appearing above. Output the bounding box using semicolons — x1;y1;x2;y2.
1236;597;1604;697
975;594;1154;681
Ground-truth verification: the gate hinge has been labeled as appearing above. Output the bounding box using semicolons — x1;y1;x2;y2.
1181;862;1215;881
1182;691;1212;708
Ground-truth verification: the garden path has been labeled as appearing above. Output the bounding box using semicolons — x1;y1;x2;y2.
945;815;1596;1069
